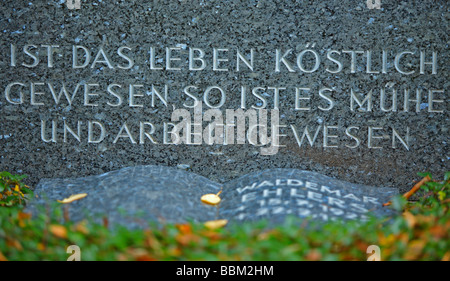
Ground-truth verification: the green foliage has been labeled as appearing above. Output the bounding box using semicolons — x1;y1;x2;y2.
416;171;449;209
0;172;33;207
0;171;448;261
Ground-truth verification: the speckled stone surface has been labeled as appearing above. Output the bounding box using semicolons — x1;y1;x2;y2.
0;1;448;194
27;165;221;228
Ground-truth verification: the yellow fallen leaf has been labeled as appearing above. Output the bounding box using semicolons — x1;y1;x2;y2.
378;233;396;247
442;251;450;261
49;225;68;239
6;238;23;250
176;223;192;234
73;220;89;235
201;191;222;205
403;211;417;228
57;193;88;204
0;251;8;261
37;243;45;251
306;249;322;261
18;211;32;228
404;240;426;260
204;219;228;230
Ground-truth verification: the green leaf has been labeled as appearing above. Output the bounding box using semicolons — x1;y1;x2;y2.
445;171;450;182
438;191;446;201
417;172;432;179
10;174;27;181
391;195;407;211
22;188;33;195
0;171;12;179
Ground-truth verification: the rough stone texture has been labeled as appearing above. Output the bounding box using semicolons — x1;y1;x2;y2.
220;169;398;224
0;1;448;193
27;165;221;228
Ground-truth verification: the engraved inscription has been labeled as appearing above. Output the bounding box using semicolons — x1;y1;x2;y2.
2;43;447;154
228;178;384;222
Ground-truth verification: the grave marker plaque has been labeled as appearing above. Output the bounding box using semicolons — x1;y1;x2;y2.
28;165;221;228
0;1;448;193
219;169;398;224
29;166;398;228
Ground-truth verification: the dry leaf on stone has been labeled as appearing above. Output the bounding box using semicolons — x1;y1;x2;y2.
57;193;88;204
201;190;222;205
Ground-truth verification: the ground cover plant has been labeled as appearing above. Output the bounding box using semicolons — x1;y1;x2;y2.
0;171;448;261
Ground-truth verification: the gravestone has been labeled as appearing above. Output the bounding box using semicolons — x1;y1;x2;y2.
28;165;221;229
219;168;398;224
0;1;448;194
28;165;398;228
